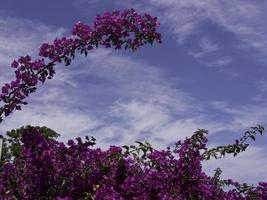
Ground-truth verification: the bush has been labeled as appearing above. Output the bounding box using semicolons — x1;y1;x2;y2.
0;126;266;199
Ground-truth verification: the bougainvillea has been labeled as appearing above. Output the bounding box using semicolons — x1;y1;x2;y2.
0;9;161;123
0;126;266;199
1;8;267;200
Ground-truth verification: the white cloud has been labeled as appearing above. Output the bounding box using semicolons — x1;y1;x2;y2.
189;37;233;68
111;100;170;131
189;37;221;59
199;57;233;69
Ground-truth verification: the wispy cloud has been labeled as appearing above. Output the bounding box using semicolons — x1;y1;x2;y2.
188;37;233;68
190;37;221;58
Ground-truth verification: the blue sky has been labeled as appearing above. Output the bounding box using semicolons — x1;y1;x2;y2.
1;0;267;184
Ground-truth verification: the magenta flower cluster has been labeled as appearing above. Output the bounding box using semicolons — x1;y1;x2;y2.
0;9;161;123
0;128;266;199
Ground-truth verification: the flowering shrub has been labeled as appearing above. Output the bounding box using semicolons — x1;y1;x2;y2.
0;9;161;123
0;126;266;199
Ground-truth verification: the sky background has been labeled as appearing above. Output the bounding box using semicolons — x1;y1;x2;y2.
0;0;267;185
